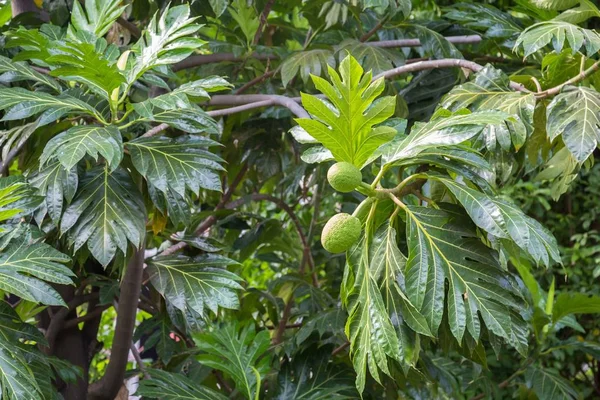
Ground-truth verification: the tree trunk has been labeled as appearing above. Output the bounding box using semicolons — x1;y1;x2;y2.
10;0;38;17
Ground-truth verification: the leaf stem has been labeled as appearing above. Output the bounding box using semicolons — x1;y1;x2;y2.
371;164;390;188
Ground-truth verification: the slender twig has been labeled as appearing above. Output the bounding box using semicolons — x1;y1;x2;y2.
208;95;309;118
62;305;110;330
117;17;141;38
332;341;350;356
360;16;389;42
265;323;303;330
273;296;294;345
130;342;149;379
236;70;277;94
252;0;274;46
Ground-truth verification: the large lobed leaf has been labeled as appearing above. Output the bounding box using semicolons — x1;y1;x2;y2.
297;54;396;168
403;205;528;352
0;242;73;306
146;254;243;316
281;49;335;87
127;135;224;197
433;175;561;267
69;0;126;38
382;110;513;165
135;369;228;400
41;125;123;171
194;323;271;400
129;4;204;82
0;87;101;126
276;348;357;399
442;65;535;151
514;20;600;58
60;166;146;266
546;85;600;163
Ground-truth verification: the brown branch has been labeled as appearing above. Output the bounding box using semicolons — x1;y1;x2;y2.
88;246;145;400
208;99;275;117
332;341;350;356
130;342;149;379
252;0;275;46
371;35;482;48
360;16;389;42
265;323;303;330
273;297;294;345
173;53;276;71
208;95;309;118
43;292;100;353
62;305;110;330
236;70;277;94
117;16;141;39
373;58;529;92
173;36;482;70
537;59;600;98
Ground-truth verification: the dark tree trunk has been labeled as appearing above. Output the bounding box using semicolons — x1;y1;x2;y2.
10;0;38;17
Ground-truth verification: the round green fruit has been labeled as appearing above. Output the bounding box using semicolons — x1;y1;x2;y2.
321;213;361;253
327;162;362;193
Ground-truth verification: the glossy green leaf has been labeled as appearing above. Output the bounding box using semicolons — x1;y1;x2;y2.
297;54;396;168
335;39;404;76
445;3;523;39
343;232;402;393
281;49;335;87
554;0;600;24
442;65;534;151
529;0;579;10
0;55;60;91
129;4;204;81
127;135;223;196
0;303;47;400
136;369;228;400
0;177;43;223
41;125;123;171
229;0;260;46
552;292;600;323
276;348;357;400
194;323;271;400
515;20;600;57
371;222;432;337
382;110;512;165
546;86;600;163
404;206;525;347
69;0;126;38
0;88;100;125
29;161;78;224
60;166;146;266
146;254;243;316
525;366;578;400
0;242;73;306
48;40;125;100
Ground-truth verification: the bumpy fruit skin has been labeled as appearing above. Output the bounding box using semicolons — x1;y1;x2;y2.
327;162;362;193
321;213;361;253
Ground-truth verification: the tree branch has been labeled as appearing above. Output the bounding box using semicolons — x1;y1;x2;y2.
252;0;275;46
236;70;277;94
373;58;529;92
44;292;100;354
173;36;482;70
62;305;110;330
537;59;600;98
360;16;389;42
208;95;309;118
88;246;145;400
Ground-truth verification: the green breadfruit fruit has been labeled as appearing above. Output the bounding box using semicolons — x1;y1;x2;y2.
321;213;361;253
327;162;362;193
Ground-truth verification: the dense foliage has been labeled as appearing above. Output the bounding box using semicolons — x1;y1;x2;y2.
0;0;600;398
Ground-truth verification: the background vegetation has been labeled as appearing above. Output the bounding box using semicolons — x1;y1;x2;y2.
0;0;599;399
